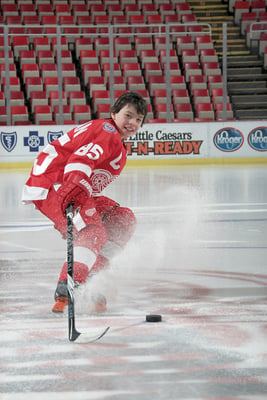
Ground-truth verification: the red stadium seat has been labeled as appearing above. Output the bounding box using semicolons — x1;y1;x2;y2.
195;103;215;120
68;91;86;112
11;105;29;125
174;103;194;120
34;105;53;124
73;104;91;124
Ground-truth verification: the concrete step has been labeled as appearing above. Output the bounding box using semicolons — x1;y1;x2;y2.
197;15;234;23
227;67;263;76
231;94;267;104
235;109;267;119
226;59;263;67
228;81;267;89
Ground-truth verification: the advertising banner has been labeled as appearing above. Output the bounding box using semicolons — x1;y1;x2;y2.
0;121;266;165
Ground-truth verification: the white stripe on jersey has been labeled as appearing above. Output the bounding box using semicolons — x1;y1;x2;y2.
64;163;92;179
21;185;49;203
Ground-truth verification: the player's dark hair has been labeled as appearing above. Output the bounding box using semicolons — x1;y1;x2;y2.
111;91;148;123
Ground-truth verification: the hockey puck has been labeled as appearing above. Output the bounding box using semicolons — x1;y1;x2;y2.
146;314;162;323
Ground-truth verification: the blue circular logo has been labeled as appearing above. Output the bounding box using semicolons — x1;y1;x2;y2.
103;122;116;133
248;127;267;151
213;128;244;152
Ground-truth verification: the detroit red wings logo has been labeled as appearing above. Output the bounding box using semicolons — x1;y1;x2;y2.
90;169;117;193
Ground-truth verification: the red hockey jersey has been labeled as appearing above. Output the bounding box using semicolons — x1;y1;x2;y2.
22;119;127;203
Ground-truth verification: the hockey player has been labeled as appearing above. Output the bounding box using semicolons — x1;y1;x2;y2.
22;91;148;313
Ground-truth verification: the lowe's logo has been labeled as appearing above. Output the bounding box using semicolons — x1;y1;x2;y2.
248;127;267;151
213;128;244;152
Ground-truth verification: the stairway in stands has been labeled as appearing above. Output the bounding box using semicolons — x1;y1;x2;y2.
189;0;267;120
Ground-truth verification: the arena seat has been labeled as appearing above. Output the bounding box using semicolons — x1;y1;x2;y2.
176;36;195;55
199;48;219;64
31;92;49;110
99;50;118;65
211;88;230;105
94;38;111;55
144;62;162;80
241;12;257;36
19;50;36;65
140;49;158;68
3;77;21;92
251;0;266;18
36;3;54;17
134;37;154;55
207;74;223;94
181;48;199;64
114;37;132;53
189;75;207;91
234;1;250;25
119;50;138;66
88;76;106;96
92;90;110;112
195;36;214;53
127;75;146;91
34;105;53;124
122;62;142;79
51;37;68;54
155;103;174;119
195;103;215;120
153;89;167;104
82;64;102;82
10;91;25;107
158;49;178;65
102;63;122;80
107;76;126;91
49;91;67;111
169;75;187;90
184;62;202;82
73;104;91;124
0;91;4;107
33;37;51;54
54;105;72;124
40;63;57;79
0;106;7;123
192;89;211;104
214;102;234;120
174;103;194;120
202;62;222;80
75;38;93;60
63;76;81;95
12;36;29;59
68;91;86;112
97;103;111;118
72;4;89;22
172;89;191;104
11;105;29;125
44;76;59;96
37;50;54;65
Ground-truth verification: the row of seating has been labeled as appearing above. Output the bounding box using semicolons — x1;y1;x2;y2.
233;0;267;55
0;0;232;124
234;0;267;25
0;101;234;125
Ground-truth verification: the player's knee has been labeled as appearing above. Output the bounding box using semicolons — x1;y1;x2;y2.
103;206;136;247
75;224;108;254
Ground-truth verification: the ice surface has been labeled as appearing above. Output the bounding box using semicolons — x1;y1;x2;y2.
0;165;267;399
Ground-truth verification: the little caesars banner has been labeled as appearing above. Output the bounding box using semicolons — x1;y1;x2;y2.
126;124;207;159
0;121;266;164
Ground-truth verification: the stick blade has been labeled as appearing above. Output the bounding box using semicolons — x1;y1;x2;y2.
70;326;110;344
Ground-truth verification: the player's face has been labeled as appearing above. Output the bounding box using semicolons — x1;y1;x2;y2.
111;104;144;139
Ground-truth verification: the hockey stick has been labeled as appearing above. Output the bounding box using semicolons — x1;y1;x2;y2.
66;203;110;343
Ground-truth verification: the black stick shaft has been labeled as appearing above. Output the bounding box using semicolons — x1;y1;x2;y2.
66;203;80;341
